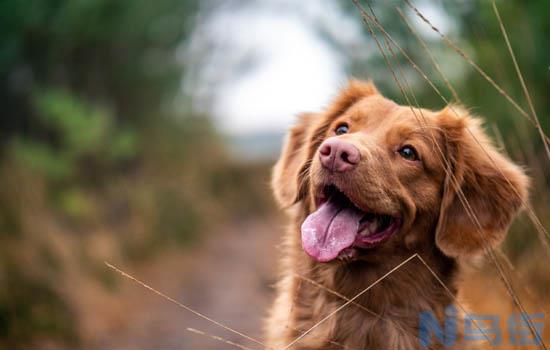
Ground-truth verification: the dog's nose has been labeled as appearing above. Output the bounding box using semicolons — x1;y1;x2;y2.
319;138;360;172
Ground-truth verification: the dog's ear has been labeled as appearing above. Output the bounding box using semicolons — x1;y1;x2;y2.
435;107;529;257
271;113;319;207
272;79;379;207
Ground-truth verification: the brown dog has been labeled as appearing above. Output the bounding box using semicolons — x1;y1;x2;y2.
265;80;528;350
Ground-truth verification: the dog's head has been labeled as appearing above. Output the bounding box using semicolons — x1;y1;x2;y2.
272;80;528;263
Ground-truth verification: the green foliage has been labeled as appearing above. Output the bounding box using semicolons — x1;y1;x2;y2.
1;0;547;348
444;0;550;137
343;1;549;142
342;0;550;262
154;189;200;246
12;89;138;182
0;264;78;350
0;0;199;142
0;0;202;347
12;138;73;181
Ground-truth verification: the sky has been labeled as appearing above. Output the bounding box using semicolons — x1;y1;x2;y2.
183;0;453;136
183;0;364;135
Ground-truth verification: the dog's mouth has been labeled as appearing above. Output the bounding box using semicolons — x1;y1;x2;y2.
301;185;401;263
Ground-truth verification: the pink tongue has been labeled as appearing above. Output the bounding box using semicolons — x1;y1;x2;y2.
301;199;364;262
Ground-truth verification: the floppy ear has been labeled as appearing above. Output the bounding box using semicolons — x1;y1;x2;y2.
271;113;319;207
272;79;379;207
435;107;529;257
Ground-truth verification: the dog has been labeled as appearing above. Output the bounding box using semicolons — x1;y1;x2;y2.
265;80;528;350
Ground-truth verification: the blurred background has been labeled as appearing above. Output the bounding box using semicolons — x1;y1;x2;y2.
0;0;548;349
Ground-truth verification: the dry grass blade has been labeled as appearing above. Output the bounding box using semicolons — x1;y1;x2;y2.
353;0;550;253
491;0;550;161
351;2;546;348
395;7;460;103
280;254;418;350
384;8;546;349
403;0;550;146
294;273;379;316
494;248;545;312
482;249;548;349
352;4;497;347
286;278;303;331
294;272;439;350
490;122;508;156
104;262;269;350
186;327;255;350
286;325;356;350
525;209;550;255
374;4;547;347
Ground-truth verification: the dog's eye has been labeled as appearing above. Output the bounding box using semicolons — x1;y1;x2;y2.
335;123;349;135
398;145;419;161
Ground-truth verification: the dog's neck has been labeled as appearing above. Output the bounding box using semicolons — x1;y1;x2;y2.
283;209;461;350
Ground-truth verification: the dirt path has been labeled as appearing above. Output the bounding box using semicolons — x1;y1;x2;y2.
80;215;550;350
88;217;283;350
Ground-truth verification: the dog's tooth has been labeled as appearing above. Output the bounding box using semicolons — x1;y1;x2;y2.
360;219;378;237
360;223;373;236
369;219;379;233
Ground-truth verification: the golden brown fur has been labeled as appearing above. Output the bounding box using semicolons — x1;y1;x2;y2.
266;80;528;349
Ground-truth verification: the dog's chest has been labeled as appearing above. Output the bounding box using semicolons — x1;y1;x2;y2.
289;285;463;350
